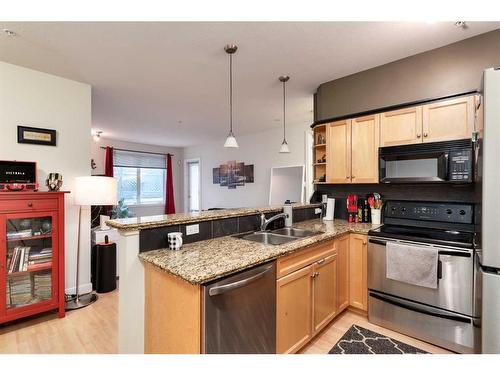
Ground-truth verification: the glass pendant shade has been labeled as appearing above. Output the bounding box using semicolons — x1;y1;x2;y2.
279;140;290;153
224;132;239;148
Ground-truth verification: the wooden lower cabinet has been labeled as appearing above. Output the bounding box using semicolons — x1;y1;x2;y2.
335;235;350;312
276;265;314;354
276;240;338;353
349;234;368;312
313;254;337;333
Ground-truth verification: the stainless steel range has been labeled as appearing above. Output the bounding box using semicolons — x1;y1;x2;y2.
367;200;481;354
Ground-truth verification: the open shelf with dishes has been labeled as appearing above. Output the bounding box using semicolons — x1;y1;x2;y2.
0;192;66;323
313;124;328;183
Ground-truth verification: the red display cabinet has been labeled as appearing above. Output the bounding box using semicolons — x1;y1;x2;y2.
0;191;67;324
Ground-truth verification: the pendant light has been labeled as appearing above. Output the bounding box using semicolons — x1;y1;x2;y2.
223;44;239;148
279;75;290;153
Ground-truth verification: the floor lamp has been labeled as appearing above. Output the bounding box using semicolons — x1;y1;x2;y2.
66;176;117;310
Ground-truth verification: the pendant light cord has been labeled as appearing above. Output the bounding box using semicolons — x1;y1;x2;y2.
229;53;233;134
282;80;286;141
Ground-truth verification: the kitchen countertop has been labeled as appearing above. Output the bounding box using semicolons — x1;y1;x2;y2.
138;219;380;285
106;203;321;231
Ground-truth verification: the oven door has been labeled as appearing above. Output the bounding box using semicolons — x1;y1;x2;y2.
379;150;449;183
368;237;475;316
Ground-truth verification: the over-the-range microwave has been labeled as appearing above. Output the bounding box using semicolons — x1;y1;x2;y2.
379;139;474;184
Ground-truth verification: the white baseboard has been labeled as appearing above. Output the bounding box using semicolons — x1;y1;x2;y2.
65;282;93;296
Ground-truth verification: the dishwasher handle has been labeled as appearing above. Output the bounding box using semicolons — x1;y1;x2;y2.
208;265;273;297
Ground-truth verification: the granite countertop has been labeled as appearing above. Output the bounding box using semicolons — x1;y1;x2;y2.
106;203;320;231
138;219;380;285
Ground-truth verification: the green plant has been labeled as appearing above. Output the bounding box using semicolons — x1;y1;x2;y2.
111;199;132;219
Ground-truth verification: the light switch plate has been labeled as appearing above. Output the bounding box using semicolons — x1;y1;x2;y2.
186;224;200;236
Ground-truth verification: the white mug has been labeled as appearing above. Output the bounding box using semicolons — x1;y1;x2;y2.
167;232;183;250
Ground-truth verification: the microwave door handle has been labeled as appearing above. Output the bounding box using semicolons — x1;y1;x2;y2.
437;259;443;280
444;153;449;180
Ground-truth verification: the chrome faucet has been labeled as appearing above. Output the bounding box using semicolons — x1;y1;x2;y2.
260;213;288;231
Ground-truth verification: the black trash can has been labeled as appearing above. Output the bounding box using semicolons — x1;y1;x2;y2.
91;236;117;293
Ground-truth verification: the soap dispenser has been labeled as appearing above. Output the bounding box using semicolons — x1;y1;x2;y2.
283;200;293;228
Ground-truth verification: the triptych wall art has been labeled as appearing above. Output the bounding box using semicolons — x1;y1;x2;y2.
213;161;254;189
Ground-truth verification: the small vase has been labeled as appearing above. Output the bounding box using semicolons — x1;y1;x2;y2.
46;173;63;191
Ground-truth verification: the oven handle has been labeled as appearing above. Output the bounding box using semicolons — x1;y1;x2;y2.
369;291;472;324
368;238;472;258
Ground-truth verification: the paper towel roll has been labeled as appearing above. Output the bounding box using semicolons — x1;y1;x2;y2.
324;198;335;221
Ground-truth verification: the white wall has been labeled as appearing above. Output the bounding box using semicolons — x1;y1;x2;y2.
0;61;92;295
90;137;183;217
182;123;312;210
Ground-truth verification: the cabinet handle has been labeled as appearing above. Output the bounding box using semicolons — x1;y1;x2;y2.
423;132;428;138
363;241;367;245
351;175;356;179
27;202;33;207
346;176;350;179
417;133;422;138
317;259;325;264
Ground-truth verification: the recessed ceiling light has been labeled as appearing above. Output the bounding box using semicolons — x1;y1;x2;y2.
2;29;16;37
454;21;467;29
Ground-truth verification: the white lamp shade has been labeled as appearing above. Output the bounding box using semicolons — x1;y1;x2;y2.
74;176;118;206
224;133;239;148
279;140;290;153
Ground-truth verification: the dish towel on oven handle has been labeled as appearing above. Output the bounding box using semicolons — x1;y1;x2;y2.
386;241;439;289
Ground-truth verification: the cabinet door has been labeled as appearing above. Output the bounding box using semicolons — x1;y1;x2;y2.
422;95;475;143
351;115;380;183
349;234;368;312
312;254;337;334
276;265;313;354
380;106;422;147
326;120;351;183
2;211;58;321
335;235;350;313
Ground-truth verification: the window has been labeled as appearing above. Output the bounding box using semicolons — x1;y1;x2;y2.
113;150;166;206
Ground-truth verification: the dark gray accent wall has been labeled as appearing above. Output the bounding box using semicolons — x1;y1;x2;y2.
315;29;500;122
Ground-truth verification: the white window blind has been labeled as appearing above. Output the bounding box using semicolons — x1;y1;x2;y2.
113;150;166;169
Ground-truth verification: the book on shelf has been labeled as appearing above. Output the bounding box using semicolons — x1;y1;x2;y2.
8;274;32;306
34;270;52;301
8;246;32;273
27;261;52;272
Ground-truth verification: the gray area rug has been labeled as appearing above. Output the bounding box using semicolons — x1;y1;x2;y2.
329;325;428;354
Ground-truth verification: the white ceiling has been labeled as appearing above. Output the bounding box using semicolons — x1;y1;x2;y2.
1;22;499;147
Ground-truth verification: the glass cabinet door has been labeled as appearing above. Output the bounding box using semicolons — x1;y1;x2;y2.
5;214;55;310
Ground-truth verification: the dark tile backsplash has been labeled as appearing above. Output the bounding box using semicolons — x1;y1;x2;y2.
238;215;261;233
139;225;180;253
313;183;479;220
139;206;321;252
180;221;213;244
213;217;239;238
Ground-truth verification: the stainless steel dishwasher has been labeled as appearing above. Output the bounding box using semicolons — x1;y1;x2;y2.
203;261;276;354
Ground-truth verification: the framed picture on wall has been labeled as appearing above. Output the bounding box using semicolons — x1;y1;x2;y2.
17;126;57;146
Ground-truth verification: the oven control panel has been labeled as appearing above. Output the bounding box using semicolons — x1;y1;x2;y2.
384;201;473;224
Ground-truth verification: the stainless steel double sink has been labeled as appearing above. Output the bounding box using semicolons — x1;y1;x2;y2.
234;227;323;245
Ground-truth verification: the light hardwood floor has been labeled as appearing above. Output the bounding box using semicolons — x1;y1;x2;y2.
0;291;118;354
0;290;450;354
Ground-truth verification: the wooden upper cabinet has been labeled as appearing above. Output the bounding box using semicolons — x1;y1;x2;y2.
335;235;350;313
276;265;313;354
312;254;337;334
351;114;380;183
326;120;351;183
422;96;475;143
349;234;368;312
380;106;422;147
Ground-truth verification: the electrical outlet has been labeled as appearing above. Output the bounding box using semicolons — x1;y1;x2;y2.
186;224;199;236
322;194;328;203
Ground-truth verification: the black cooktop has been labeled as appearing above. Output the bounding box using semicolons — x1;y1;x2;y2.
368;224;474;249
